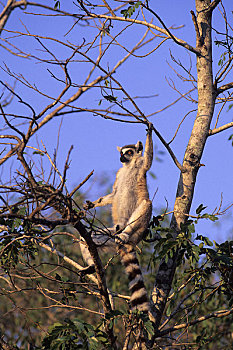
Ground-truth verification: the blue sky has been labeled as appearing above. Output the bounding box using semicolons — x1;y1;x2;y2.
1;0;233;241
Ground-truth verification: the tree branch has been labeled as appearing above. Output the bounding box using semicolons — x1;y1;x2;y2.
142;3;201;55
209;121;233;136
151;125;186;173
37;239;99;285
0;0;26;35
84;12;201;56
157;306;233;337
217;82;233;95
190;10;201;46
209;0;221;12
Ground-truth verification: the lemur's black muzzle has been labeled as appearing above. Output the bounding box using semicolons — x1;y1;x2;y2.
120;154;129;163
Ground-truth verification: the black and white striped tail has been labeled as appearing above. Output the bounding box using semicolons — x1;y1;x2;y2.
120;245;150;312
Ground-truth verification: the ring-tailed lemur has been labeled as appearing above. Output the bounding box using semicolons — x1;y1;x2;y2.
82;123;153;312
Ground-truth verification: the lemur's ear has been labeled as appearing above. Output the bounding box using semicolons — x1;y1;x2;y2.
117;146;121;152
136;141;143;153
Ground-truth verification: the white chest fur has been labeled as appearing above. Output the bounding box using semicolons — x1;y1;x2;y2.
113;158;143;225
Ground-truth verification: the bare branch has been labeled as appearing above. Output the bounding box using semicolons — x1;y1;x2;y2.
142;3;201;56
69;170;94;198
190;10;201;46
36;239;99;285
0;0;27;35
102;0;116;17
151;125;186;173
168;109;197;144
209;0;221;12
158;306;233;337
83;12;201;56
217;82;233;94
209;121;233;136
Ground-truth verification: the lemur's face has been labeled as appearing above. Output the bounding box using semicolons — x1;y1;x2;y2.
117;141;143;164
120;147;135;163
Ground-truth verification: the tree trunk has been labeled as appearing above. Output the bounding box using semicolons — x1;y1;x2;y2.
151;0;217;331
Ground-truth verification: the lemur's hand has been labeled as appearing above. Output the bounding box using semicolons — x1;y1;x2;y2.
146;122;153;134
83;200;95;210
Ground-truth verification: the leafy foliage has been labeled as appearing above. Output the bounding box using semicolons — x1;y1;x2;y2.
120;1;142;19
41;318;111;350
150;204;220;267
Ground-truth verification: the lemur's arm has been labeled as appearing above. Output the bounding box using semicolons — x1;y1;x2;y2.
84;193;114;210
143;123;153;172
84;173;118;209
92;192;114;207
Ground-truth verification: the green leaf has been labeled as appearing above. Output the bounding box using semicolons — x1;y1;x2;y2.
227;104;233;112
135;1;142;8
144;319;154;337
120;2;141;19
201;213;218;222
54;1;60;10
188;223;195;234
149;171;156;179
37;181;44;185
204;237;213;246
196;204;207;214
12;217;22;229
18;207;26;216
33;150;44;156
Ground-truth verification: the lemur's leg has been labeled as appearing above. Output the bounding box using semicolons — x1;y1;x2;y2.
110;199;152;312
80;199;152;266
115;199;152;245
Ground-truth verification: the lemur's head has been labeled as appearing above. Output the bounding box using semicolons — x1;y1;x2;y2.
117;141;143;164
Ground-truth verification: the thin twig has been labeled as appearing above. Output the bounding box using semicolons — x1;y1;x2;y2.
69;170;94;198
151;126;186;173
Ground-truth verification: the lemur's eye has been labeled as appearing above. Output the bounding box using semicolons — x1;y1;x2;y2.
127;150;133;155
